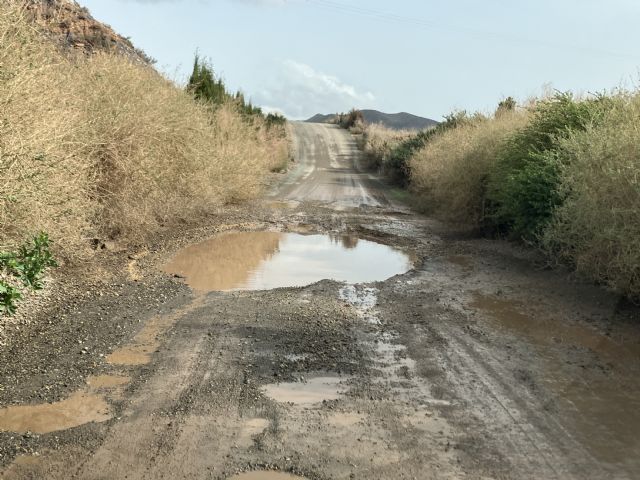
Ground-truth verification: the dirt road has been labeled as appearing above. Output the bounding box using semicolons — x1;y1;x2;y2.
1;122;640;479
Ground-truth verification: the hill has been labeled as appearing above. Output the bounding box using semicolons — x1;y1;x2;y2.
306;110;438;130
24;0;154;63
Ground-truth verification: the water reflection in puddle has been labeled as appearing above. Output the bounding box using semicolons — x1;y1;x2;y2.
263;376;349;405
163;232;411;292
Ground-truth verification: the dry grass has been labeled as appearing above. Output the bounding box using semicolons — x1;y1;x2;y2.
0;3;288;262
361;123;413;170
542;93;640;298
409;110;529;225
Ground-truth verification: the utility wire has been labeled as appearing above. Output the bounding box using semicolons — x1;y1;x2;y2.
304;0;638;61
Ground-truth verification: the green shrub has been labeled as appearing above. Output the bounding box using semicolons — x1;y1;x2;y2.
187;55;269;121
542;92;640;299
187;55;230;106
265;112;287;129
485;92;614;239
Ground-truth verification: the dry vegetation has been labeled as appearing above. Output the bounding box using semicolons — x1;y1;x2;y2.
361;123;413;170
360;93;640;299
542;94;640;297
410;110;530;225
0;3;288;263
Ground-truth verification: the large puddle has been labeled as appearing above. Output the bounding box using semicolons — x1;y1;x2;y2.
163;232;411;292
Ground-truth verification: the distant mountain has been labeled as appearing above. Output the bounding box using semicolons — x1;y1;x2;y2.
306;109;438;131
306;113;337;124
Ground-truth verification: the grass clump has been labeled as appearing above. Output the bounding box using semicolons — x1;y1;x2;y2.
400;91;639;299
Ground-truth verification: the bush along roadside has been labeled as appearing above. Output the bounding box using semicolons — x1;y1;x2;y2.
376;111;468;186
0;233;57;315
484;92;615;240
358;90;640;300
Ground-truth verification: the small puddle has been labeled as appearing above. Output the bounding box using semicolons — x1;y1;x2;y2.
228;473;307;480
163;232;411;292
107;295;205;366
263;376;349;405
0;391;111;434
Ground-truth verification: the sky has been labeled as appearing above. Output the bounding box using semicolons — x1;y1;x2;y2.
80;0;640;120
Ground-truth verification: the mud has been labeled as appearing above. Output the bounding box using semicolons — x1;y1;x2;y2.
163;232;411;292
85;375;131;389
262;376;350;405
0;391;111;434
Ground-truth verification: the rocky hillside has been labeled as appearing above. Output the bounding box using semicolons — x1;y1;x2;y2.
24;0;154;64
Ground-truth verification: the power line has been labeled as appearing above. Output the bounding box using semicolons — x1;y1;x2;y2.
304;0;638;61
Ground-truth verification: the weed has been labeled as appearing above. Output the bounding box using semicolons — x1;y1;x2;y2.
0;232;56;315
0;282;21;316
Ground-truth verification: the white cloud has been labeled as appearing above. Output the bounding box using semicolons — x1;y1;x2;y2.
254;60;376;120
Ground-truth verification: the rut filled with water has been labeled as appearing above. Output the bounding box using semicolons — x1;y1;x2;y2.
163;232;411;292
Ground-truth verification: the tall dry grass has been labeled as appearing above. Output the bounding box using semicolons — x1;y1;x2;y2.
541;93;640;298
0;3;288;261
409;110;529;225
361;123;414;170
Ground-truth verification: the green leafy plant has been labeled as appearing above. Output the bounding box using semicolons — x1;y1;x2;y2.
17;232;58;289
0;281;22;315
0;232;57;315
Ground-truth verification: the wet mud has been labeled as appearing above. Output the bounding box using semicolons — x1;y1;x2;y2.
0;391;111;435
262;376;350;405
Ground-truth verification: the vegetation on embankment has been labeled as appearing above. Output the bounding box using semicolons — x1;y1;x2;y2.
0;3;288;263
361;93;640;300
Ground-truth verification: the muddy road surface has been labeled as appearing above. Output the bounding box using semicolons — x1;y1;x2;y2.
1;122;640;479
